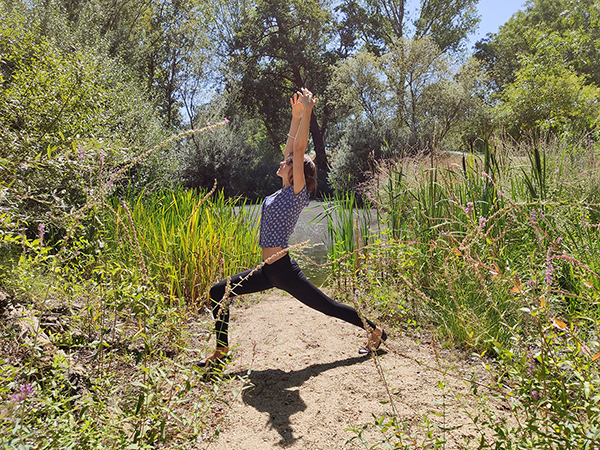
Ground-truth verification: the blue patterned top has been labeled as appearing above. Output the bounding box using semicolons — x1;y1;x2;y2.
259;184;310;248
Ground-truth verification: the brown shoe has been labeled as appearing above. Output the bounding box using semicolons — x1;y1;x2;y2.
196;347;230;368
358;328;387;355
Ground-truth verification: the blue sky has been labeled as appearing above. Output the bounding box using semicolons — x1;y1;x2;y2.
467;0;528;48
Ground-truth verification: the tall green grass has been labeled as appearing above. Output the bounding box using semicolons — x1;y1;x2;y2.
330;135;600;347
0;227;253;449
0;184;260;448
107;187;261;304
327;134;600;447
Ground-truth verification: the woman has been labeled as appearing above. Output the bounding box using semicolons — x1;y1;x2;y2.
198;88;386;368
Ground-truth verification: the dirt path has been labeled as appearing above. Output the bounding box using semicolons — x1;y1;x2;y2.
203;292;492;450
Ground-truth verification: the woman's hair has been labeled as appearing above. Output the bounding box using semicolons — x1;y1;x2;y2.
288;154;317;197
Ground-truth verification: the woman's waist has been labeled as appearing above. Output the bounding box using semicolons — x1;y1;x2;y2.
261;247;289;264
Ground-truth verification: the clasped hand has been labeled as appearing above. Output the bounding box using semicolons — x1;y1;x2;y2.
290;87;318;119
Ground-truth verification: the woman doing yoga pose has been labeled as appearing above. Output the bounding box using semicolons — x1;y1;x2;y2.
198;88;386;368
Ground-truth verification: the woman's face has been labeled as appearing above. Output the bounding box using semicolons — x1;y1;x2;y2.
277;156;293;180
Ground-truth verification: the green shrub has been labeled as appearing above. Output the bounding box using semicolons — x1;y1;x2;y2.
0;14;166;237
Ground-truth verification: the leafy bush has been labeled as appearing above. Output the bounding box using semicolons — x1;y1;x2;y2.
0;13;166;238
0;233;245;449
179;110;281;200
327;119;388;193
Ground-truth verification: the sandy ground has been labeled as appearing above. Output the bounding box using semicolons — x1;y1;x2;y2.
200;292;498;450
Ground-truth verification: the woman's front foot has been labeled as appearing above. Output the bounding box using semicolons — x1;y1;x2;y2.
359;327;387;355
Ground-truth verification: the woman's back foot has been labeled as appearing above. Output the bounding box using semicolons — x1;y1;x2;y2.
195;347;230;370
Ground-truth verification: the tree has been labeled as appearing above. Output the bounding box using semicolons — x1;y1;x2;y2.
179;110;282;199
23;0;214;128
331;37;486;149
327;37;488;190
474;0;600;95
494;30;600;136
473;0;600;137
212;0;335;186
142;0;213;127
0;12;166;232
336;0;479;55
413;0;479;53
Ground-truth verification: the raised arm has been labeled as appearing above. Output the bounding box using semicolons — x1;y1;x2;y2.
292;88;318;194
284;92;303;160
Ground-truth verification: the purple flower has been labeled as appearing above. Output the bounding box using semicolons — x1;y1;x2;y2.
531;390;539;400
77;145;84;159
526;354;535;376
479;216;487;228
464;202;474;216
11;384;33;403
38;223;45;246
207;122;214;132
223;118;230;124
530;209;537;224
544;262;554;285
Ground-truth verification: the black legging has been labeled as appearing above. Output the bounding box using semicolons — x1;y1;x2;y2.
209;253;377;347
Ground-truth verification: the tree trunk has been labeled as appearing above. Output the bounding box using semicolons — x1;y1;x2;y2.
309;112;331;196
310;112;328;172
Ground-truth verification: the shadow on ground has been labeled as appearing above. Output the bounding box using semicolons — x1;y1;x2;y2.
228;355;370;446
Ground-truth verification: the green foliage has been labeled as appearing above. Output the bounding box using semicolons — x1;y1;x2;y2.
0;13;167;234
475;0;600;138
0;14;163;157
332;135;600;448
105;187;261;303
319;190;373;276
336;0;479;55
495;37;600;136
327;119;391;193
329;136;600;350
483;324;600;449
412;0;479;53
210;0;481;189
179;108;281;199
212;0;334;175
327;38;488;191
348;412;448;449
5;0;214;128
367;159;411;240
0;188;256;448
